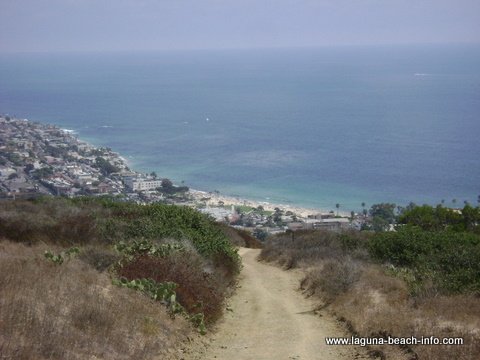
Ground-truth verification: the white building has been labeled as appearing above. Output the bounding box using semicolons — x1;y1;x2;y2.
127;178;163;192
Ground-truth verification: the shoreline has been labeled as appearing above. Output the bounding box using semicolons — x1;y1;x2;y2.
188;189;347;217
58;125;346;217
3;115;348;217
53;123;346;216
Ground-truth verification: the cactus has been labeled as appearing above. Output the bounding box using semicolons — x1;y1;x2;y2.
44;247;80;265
114;239;184;258
112;277;206;333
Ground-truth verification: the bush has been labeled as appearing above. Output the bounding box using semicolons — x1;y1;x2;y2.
398;204;480;232
259;230;370;268
262;228;480;360
301;258;361;303
79;247;121;272
90;198;241;274
218;224;263;248
0;197;241;275
116;252;225;323
368;226;480;293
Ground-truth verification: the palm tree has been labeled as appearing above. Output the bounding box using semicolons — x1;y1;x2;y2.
361;202;366;218
335;203;340;217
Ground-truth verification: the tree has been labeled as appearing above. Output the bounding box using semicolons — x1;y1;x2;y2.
157;178;175;195
369;203;396;224
398;204;463;231
461;204;480;231
161;178;173;189
253;228;268;241
361;202;367;217
150;171;157;179
32;167;53;180
371;216;389;232
335;203;340;217
95;157;119;176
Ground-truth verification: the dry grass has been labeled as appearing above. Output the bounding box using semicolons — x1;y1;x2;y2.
300;258;362;303
0;240;191;360
0;198;106;245
78;245;121;272
260;230;480;360
259;229;369;269
0;198;242;359
218;224;263;249
333;266;480;359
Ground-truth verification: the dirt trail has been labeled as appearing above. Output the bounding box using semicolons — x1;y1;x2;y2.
187;248;370;360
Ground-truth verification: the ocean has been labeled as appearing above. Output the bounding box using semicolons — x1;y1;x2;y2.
0;45;479;211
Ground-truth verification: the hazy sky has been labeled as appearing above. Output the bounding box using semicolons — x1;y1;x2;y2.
1;0;479;52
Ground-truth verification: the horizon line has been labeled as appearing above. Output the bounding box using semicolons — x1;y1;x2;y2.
1;41;480;55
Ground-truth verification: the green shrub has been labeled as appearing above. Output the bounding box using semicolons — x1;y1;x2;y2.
0;197;240;275
369;226;480;293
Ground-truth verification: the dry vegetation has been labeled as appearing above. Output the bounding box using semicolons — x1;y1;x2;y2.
259;230;480;360
218;224;263;249
0;241;190;360
0;197;245;359
117;250;226;323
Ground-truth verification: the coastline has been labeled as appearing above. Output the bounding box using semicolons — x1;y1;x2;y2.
188;189;346;217
2;115;347;218
58;123;343;217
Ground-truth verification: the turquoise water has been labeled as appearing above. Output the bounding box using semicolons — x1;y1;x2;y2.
1;45;479;211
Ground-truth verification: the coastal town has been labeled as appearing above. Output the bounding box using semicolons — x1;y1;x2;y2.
0;115;359;237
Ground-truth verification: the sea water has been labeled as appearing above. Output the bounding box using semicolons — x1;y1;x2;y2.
0;45;479;211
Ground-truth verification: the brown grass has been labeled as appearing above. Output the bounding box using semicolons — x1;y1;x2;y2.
333;267;480;359
218;224;263;249
0;198;106;245
0;240;191;360
78;245;121;272
300;258;362;303
258;229;369;269
260;230;480;360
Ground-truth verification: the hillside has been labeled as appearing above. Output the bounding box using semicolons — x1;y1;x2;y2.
259;224;480;360
0;196;244;359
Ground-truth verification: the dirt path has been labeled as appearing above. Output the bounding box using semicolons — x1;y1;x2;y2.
186;248;370;360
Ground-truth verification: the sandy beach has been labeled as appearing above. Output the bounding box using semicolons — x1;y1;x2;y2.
188;189;348;217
